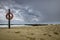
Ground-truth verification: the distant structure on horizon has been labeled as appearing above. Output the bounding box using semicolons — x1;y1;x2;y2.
25;24;60;26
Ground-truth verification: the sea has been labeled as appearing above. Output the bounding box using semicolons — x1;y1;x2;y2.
0;25;26;27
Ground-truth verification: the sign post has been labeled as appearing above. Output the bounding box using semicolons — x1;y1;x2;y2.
6;9;13;29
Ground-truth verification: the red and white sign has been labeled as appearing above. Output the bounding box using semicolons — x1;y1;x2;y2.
6;9;13;20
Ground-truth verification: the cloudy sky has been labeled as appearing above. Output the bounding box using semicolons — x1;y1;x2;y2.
0;0;60;24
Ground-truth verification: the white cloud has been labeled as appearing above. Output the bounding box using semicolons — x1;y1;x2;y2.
0;0;44;24
32;18;39;22
14;18;24;21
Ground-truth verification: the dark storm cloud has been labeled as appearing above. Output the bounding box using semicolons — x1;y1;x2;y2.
0;0;60;24
15;0;60;23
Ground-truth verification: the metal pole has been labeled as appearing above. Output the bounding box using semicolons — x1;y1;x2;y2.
8;18;10;29
8;9;10;29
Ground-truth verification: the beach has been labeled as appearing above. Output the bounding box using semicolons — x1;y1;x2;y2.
0;25;60;40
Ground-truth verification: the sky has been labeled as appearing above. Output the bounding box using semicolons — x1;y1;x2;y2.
0;0;60;24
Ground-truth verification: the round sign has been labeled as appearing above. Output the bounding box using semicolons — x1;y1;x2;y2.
6;13;13;20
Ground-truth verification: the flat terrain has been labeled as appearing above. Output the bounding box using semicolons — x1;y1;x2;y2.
0;25;60;40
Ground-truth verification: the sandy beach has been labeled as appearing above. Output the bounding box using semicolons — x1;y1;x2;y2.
0;25;60;40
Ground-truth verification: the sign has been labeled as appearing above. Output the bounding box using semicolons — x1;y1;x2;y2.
6;10;13;20
6;9;14;29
